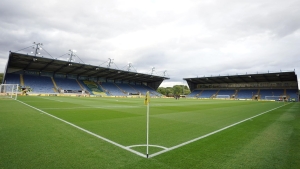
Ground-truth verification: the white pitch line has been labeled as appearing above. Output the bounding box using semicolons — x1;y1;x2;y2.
148;103;290;158
42;105;142;110
127;144;168;150
16;100;147;158
16;99;290;159
39;97;64;102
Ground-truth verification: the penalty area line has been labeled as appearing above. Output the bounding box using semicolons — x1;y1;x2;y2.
148;103;290;158
16;100;147;158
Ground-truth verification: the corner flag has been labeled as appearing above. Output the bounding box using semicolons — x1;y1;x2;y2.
145;91;150;158
144;91;150;105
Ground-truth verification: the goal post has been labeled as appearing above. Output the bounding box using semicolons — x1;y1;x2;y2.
264;96;285;101
215;95;230;99
0;84;19;100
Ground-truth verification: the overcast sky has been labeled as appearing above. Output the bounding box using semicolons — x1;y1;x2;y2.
1;0;299;88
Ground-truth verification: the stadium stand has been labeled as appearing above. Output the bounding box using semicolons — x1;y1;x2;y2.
236;89;258;99
2;52;298;100
259;89;284;100
130;84;148;95
78;80;94;94
132;84;161;96
54;78;82;93
143;85;162;96
217;89;235;97
116;83;138;95
5;74;161;97
150;90;163;97
187;89;202;97
80;80;106;96
100;82;127;96
4;73;20;85
184;72;299;101
2;52;169;97
3;72;298;100
286;89;298;101
23;75;55;93
199;90;218;98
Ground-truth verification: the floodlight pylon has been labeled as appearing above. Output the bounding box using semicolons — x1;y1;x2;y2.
32;42;43;56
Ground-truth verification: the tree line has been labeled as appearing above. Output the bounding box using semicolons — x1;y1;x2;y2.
157;85;191;97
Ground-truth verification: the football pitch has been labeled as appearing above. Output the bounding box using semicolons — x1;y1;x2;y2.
1;96;300;168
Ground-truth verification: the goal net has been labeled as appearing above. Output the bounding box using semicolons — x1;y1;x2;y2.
264;96;285;101
215;95;230;99
0;84;19;100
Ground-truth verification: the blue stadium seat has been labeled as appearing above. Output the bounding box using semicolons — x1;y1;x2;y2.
23;75;55;93
4;74;20;85
236;89;258;99
55;78;82;92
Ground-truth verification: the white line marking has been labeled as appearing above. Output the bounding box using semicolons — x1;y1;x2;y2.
42;105;141;110
148;103;290;158
39;97;64;102
17;100;147;158
127;144;168;150
16;99;290;159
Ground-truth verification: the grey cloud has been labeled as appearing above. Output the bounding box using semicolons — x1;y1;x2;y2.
0;0;299;88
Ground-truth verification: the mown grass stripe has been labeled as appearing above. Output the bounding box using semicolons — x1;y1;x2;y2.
149;103;290;158
16;100;147;158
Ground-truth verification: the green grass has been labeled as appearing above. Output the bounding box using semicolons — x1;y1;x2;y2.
0;96;299;168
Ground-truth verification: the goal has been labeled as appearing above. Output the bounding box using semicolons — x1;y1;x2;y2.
264;96;285;101
215;95;230;99
0;84;19;100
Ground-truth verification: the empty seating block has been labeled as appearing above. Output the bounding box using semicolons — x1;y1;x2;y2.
217;90;235;96
55;78;81;91
80;80;106;95
187;90;201;97
286;89;298;101
116;83;138;94
236;89;258;99
131;84;149;95
259;89;284;100
23;75;55;93
142;85;162;96
4;74;20;85
101;82;126;96
199;90;218;98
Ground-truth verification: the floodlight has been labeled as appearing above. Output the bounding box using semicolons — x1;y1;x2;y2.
106;58;114;68
32;42;43;56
